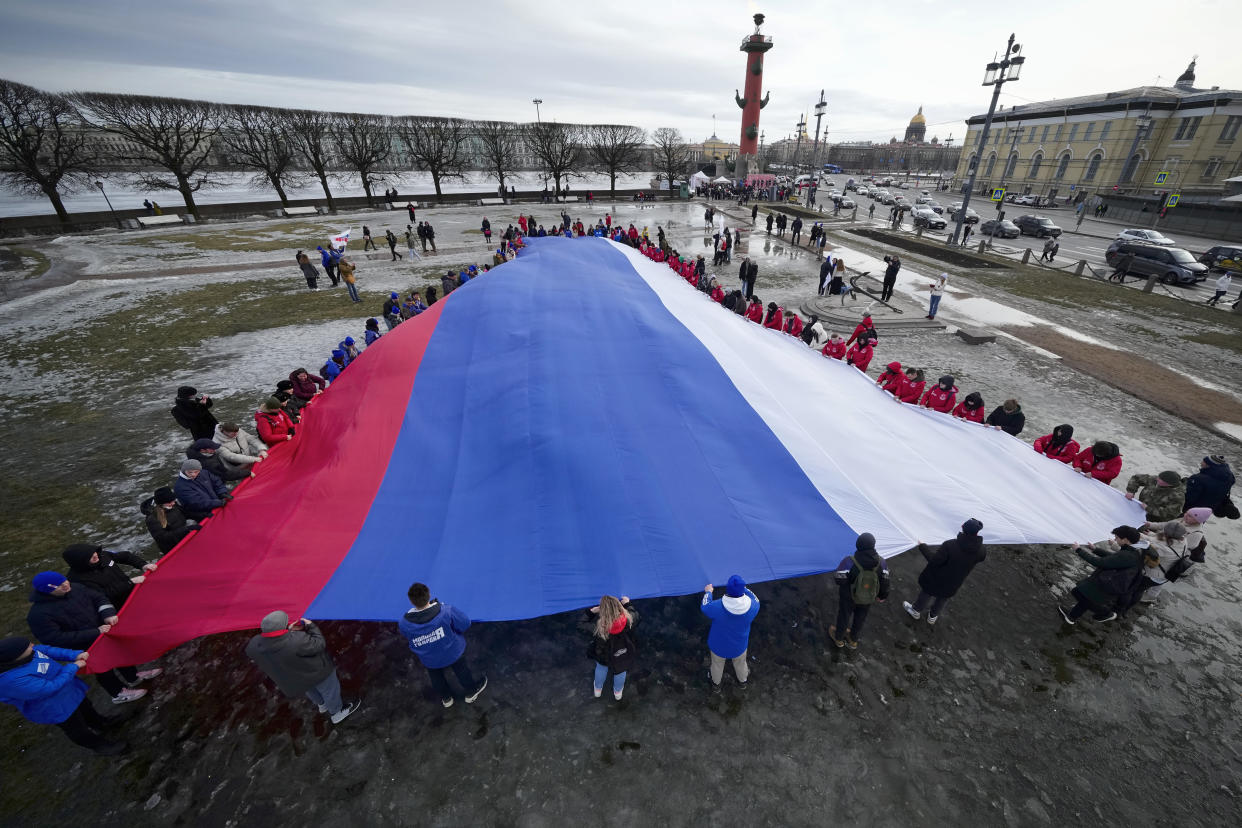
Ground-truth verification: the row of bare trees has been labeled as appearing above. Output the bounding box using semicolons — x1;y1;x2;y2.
1;78;697;223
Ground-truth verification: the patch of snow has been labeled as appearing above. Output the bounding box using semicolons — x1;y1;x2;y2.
1214;422;1242;444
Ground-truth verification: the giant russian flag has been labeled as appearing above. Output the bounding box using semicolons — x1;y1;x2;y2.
87;237;1143;671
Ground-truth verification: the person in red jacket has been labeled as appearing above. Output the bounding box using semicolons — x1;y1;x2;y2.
1033;424;1080;463
846;312;877;346
783;311;803;337
745;298;764;322
1073;441;1123;484
710;281;725;303
763;302;784;330
920;375;957;412
254;397;296;446
898;367;925;403
821;332;847;359
877;361;905;396
952;391;986;423
845;333;875;372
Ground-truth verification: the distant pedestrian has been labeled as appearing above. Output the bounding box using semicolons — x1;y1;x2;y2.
739;257;758;299
880;255;901;302
585;595;638;700
245;611;359;724
385;229;399;261
407;202;416;223
790;217;803;245
295;251;319;290
362;225;376;251
1207;272;1231;305
171;386;218;440
962;225;973;246
829;533;890;649
404;226;421;261
1110;252;1135;283
398;583;487;707
481;217;492;246
751;204;758;224
901;519;986;625
926;272;947;319
868;203;875;220
701;576;759;691
424;222;437;252
765;213;773;235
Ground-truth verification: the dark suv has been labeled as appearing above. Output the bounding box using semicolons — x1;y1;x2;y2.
1013;215;1062;237
1105;241;1209;285
1199;245;1242;273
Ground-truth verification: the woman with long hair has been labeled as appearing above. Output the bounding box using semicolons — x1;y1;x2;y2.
586;595;639;701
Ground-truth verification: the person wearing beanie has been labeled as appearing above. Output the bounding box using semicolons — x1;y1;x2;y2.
1182;455;1236;514
845;332;876;373
985;399;1025;436
898;367;926;404
255;397;296;447
170;385;218;440
186;438;250;483
173;457;231;521
382;292;402;330
830;534;890;649
920;375;957;413
398;582;487;707
952;391;986;424
846;311;877;346
364;317;383;347
141;486;199;554
877;362;906;397
701;575;760;689
0;635;130;754
272;380;304;421
1058;526;1151;624
321;349;346;384
1073;440;1124;484
245;611;359;725
213;422;268;474
902;520;987;625
26;572;151;705
584;595;639;701
1033;424;1080;463
339;336;361;364
1125;470;1188;523
61;543;156;611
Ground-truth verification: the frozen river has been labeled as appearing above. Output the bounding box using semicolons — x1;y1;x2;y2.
0;170;663;217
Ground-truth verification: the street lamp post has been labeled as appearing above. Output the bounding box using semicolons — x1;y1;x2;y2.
532;99;545;192
811;90;827;175
793;115;806;176
950;33;1026;246
95;180;121;229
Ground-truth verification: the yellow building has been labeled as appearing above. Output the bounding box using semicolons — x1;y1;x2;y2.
954;61;1242;206
700;133;740;161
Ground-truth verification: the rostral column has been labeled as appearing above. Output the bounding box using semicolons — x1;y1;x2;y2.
735;13;773;181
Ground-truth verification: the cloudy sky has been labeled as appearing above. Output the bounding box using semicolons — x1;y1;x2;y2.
0;0;1237;146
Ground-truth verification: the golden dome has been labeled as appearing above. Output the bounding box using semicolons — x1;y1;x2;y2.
910;106;926;125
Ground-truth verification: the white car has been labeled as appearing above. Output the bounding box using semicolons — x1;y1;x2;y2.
1116;228;1175;245
855;186;870;197
839;197;857;209
1014;194;1038;206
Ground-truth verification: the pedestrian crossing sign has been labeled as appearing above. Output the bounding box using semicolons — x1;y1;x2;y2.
1166;193;1180;207
1154;171;1169;185
991;187;1005;202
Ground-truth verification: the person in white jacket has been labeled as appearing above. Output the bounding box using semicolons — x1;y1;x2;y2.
1206;272;1231;306
213;423;267;474
927;272;948;319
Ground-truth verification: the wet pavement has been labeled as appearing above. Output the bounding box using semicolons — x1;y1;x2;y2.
1;199;1240;825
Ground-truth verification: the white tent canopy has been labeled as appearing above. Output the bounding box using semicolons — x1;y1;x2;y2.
688;171;712;188
713;176;732;184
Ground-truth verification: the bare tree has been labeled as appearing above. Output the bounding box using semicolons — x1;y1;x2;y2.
72;92;220;218
527;121;583;195
277;108;337;211
394;116;468;200
584;124;646;198
217;104;300;205
651;127;692;194
0;79;98;223
475;120;522;195
331;112;394;206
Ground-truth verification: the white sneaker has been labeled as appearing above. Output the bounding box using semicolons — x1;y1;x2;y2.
613;688;623;701
317;704;328;714
902;601;920;620
330;700;359;724
441;697;454;708
112;688;147;705
927;615;938;626
134;668;163;682
593;685;603;699
465;676;488;704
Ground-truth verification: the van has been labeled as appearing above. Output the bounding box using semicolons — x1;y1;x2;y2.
1105;241;1209;285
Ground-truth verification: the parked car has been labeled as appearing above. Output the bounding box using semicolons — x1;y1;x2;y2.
1115;228;1175;245
924;201;944;214
948;206;980;224
912;208;947;230
1014;194;1038;206
1014;214;1062;237
855;185;870;197
875;190;895;204
915;196;932;205
839;197;856;209
1198;245;1242;273
980;218;1020;238
1105;241;1209;285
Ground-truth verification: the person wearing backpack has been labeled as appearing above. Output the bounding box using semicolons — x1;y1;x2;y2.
830;533;890;649
584;595;638;701
700;575;760;691
901;519;986;625
1139;507;1211;603
1057;526;1148;624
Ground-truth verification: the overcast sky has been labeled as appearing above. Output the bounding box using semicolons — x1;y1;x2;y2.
0;0;1237;146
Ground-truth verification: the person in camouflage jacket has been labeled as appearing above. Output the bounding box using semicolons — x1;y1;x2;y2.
1124;470;1187;522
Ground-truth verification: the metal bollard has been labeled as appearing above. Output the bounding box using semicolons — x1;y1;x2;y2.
1142;273;1158;294
1075;260;1086;276
1021;248;1031;264
977;240;986;253
916;227;924;238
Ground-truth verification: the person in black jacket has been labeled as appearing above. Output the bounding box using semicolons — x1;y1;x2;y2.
1183;455;1236;513
185;439;250;484
902;518;987;625
1056;526;1153;625
170;386;218;440
61;544;155;610
245;611;358;724
141;487;199;553
985;399;1026;436
26;572;154;703
585;595;638;701
829;533;890;649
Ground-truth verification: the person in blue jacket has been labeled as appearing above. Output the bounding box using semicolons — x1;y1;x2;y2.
701;575;760;691
398;582;487;708
364;318;382;346
0;636;128;754
339;337;361;363
321;350;345;383
173;459;231;521
316;246;340;286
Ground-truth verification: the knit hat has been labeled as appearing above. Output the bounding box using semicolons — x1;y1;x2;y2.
1157;470;1182;486
32;571;67;593
180;458;202;472
62;543;101;569
343;337;355;346
153;486;176;504
0;637;29;663
961;518;983;535
1184;507;1212;525
331;349;345;359
275;380;293;392
390;292;399;299
191;438;219;451
260;610;289;633
1160;520;1187;540
1204;455;1227;467
1111;525;1142;544
262;397;283;411
176;386;197;398
855;532;876;550
725;575;747;597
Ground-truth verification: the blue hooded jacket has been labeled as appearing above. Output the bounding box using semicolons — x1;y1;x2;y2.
0;645;87;724
174;468;228;519
701;587;760;659
398;601;471;668
322;359;342;383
